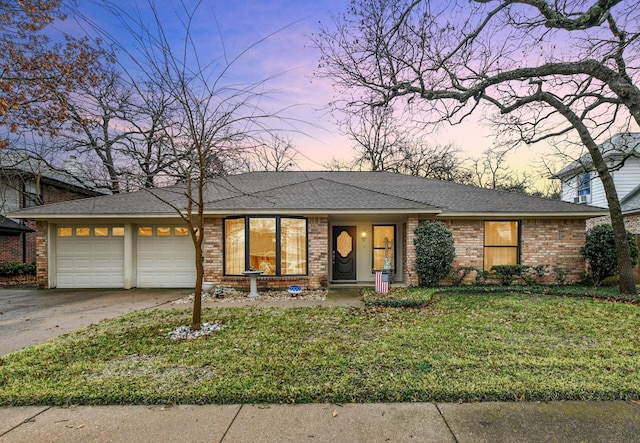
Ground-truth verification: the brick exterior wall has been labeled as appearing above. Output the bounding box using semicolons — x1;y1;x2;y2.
1;182;95;264
406;218;587;285
0;234;25;263
586;213;640;234
402;217;419;286
35;221;48;288
520;219;586;282
203;217;223;284
205;216;330;290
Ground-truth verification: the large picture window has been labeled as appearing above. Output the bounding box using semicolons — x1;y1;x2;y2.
484;221;520;271
373;225;395;271
224;217;307;276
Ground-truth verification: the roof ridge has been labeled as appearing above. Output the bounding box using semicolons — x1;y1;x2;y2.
318;174;441;209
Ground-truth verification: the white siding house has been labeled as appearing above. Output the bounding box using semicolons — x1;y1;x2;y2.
555;133;640;209
554;133;640;281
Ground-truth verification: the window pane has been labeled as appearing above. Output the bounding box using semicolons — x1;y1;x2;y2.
373;249;394;270
373;225;395;270
112;227;124;236
373;226;394;248
76;227;90;237
157;227;171;236
225;219;245;275
94;227;109;237
57;227;72;237
485;247;518;270
281;218;306;275
175;227;188;236
138;227;152;236
250;218;276;275
578;172;591;196
485;221;518;246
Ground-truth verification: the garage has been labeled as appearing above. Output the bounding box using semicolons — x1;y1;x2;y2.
136;226;196;288
55;226;125;288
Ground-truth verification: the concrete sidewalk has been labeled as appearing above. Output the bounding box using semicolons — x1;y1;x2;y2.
1;401;639;442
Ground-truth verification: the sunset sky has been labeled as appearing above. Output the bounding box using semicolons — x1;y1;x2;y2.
62;0;550;181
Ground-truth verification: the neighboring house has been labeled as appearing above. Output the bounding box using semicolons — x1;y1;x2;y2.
553;132;640;279
9;171;606;290
1;152;105;264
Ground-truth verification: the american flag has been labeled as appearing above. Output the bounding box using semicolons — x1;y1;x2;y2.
375;271;389;293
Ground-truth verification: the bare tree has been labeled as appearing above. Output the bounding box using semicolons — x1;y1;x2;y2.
323;157;354;171
345;105;405;171
101;1;287;329
247;134;299;171
317;0;639;293
50;67;135;193
341;105;472;181
397;141;472;183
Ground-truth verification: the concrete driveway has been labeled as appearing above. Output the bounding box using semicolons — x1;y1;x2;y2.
0;288;191;356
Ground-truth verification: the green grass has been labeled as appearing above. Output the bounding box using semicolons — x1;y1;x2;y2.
1;292;639;405
363;286;435;307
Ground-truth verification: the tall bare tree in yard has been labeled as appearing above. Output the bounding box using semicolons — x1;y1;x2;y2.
102;1;286;329
317;0;639;294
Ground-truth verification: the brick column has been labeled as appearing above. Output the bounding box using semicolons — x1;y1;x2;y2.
203;217;223;284
403;217;419;286
36;220;49;288
307;217;329;289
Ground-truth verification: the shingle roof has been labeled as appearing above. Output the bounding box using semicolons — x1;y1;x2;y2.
621;184;640;214
9;171;607;219
0;151;106;195
0;217;34;234
554;132;640;178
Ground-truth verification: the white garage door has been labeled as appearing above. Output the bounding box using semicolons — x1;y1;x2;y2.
136;226;196;288
56;226;124;288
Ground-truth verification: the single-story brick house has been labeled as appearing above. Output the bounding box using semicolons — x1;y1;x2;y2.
9;171;607;289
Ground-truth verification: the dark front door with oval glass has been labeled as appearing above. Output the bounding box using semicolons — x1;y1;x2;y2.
332;226;356;281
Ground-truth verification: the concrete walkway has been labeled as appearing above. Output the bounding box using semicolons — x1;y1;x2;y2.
2;401;639;442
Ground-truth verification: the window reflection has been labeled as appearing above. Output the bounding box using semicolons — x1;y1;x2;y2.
250;218;276;275
224;217;307;276
281;218;306;275
373;225;395;271
94;227;109;237
484;221;520;270
225;218;245;275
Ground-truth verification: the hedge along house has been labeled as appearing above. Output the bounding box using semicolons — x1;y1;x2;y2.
9;171;607;290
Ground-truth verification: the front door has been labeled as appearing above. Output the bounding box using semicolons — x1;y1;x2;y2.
332;226;356;281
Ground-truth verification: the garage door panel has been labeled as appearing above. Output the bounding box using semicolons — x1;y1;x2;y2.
56;231;124;289
137;228;195;288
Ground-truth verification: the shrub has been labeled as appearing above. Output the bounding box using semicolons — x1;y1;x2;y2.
414;221;455;287
448;266;476;285
580;224;639;285
551;266;569;285
520;265;548;286
0;262;36;277
490;265;528;286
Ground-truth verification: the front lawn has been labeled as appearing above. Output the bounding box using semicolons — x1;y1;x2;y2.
1;292;639;405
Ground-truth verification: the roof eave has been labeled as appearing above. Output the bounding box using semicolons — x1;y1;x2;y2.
437;210;609;219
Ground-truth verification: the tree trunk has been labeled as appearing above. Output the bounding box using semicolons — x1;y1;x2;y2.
600;169;637;294
191;246;203;331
